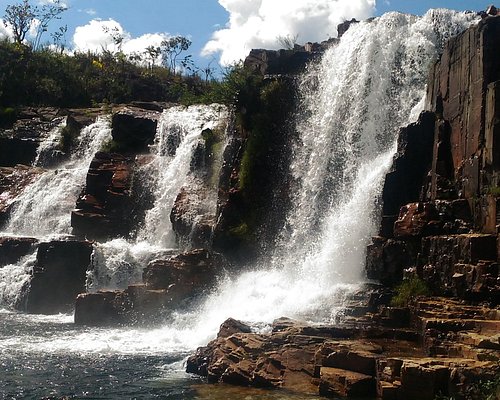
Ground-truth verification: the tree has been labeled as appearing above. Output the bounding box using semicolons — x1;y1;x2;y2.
3;0;66;48
160;35;191;73
3;0;35;44
33;0;66;50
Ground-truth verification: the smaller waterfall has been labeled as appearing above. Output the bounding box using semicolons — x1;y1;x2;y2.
4;117;112;237
0;251;37;310
137;104;229;248
33;118;66;167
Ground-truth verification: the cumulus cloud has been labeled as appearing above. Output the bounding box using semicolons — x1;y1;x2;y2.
73;19;126;53
0;20;13;41
72;19;169;64
203;0;376;65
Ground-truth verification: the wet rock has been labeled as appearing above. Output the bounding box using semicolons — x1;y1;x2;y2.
74;290;131;325
143;249;227;303
218;318;252;338
111;106;159;152
0;236;38;266
170;185;217;248
381;112;436;233
25;240;93;314
0;165;45;225
71;152;135;240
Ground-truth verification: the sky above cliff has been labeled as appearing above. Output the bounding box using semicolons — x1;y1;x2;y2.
0;0;492;70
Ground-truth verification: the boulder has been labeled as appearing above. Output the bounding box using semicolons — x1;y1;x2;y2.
111;107;159;152
0;236;38;266
25;240;93;314
143;249;226;304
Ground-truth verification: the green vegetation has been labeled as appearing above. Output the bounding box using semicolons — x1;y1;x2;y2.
391;276;431;307
470;375;500;400
434;374;500;400
487;186;500;196
0;39;213;108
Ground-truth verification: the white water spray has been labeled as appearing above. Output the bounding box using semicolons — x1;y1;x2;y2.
4;117;112;237
137;104;229;247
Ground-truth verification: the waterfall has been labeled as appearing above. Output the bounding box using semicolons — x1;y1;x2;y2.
33;118;66;167
137;104;229;248
87;104;229;291
0;10;478;357
142;9;477;345
4;117;112;237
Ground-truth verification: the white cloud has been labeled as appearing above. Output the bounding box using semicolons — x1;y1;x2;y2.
78;8;97;16
0;19;14;41
73;19;126;53
72;19;169;64
203;0;376;65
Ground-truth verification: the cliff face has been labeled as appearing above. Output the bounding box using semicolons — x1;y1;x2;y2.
427;15;500;230
368;15;500;304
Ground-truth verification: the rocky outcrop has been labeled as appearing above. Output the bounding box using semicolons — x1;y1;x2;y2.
74;249;228;325
71;152;136;240
0;165;45;225
111;106;159;152
0;108;64;166
24;240;93;314
0;236;38;266
368;15;500;305
426;15;500;231
0;107;99;167
187;295;500;399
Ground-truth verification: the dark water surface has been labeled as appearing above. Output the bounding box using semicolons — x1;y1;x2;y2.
0;310;319;400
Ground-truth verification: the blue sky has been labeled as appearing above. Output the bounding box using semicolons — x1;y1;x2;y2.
0;0;492;70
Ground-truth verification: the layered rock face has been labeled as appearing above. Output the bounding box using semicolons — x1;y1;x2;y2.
71;152;136;240
187;294;499;400
368;15;500;302
74;249;227;325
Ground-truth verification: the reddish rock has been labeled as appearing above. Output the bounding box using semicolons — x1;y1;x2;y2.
111;106;159;152
143;249;226;301
394;202;440;238
319;367;376;397
71;152;135;239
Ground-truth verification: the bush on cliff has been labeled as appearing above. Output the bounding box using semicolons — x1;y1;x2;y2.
391;276;431;307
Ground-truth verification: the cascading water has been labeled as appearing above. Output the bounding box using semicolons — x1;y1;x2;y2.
86;104;230;292
33;117;67;167
0;9;479;399
4;117;112;237
137;104;229;247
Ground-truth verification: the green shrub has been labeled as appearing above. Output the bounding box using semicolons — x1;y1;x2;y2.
391;276;431;307
0;106;17;127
